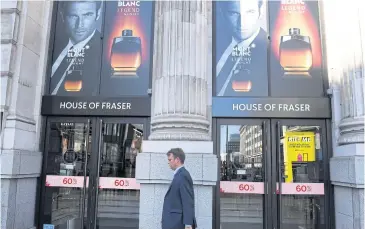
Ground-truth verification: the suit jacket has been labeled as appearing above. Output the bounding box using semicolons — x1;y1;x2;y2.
162;167;197;229
216;28;269;96
50;30;102;96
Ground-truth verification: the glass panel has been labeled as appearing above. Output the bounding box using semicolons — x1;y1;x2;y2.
43;121;91;229
278;125;325;229
96;122;142;229
220;125;264;229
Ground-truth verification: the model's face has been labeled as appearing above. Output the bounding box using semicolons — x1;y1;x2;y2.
62;2;100;44
224;0;261;42
167;154;179;170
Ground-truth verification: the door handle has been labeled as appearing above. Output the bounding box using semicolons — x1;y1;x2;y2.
80;119;91;229
276;121;282;229
92;119;103;225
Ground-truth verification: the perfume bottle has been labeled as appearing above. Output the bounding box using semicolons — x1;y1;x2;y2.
231;58;252;92
64;49;84;92
279;28;313;72
64;65;83;92
110;29;142;76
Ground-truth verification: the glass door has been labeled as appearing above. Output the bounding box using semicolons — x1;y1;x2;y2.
271;119;328;229
41;118;93;229
216;119;271;229
40;117;146;229
92;118;145;229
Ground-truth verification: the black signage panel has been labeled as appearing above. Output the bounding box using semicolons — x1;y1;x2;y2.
41;96;151;116
212;97;331;118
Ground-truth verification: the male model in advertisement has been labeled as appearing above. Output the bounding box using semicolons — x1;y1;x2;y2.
49;1;102;96
215;0;268;97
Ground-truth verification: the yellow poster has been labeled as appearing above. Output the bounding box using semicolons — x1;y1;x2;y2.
285;131;315;162
284;131;315;182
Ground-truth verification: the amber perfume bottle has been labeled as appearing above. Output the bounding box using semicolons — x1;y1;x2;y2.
279;28;313;73
110;29;142;76
64;66;83;92
232;58;252;92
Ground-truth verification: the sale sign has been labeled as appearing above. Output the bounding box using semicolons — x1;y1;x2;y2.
220;181;264;194
281;182;324;195
45;175;141;190
99;177;140;190
45;175;86;188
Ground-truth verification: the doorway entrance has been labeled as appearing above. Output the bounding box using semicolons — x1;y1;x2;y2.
215;119;330;229
39;117;148;229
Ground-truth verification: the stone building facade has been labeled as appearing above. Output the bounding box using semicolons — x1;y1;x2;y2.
0;1;364;229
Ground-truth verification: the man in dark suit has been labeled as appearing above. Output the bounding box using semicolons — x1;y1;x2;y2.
50;0;102;96
215;0;269;96
162;148;197;229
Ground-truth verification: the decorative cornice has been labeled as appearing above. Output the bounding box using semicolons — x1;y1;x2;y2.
149;115;210;141
338;116;365;145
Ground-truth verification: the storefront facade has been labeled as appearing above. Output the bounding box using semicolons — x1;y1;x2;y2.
0;1;363;229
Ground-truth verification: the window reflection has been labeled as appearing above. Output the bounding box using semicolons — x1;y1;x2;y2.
220;125;264;229
278;125;325;229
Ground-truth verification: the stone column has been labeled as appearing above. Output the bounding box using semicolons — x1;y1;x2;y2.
323;2;364;229
149;1;210;141
136;1;217;229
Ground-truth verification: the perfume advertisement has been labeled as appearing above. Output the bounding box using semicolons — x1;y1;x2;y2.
100;0;154;96
269;0;324;97
214;0;269;97
49;1;103;96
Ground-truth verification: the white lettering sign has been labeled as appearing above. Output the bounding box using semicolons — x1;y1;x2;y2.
59;102;132;110
232;103;310;112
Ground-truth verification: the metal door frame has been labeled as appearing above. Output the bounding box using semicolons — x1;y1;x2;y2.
213;118;272;229
88;117;149;229
270;119;330;229
213;118;332;229
38;116;150;229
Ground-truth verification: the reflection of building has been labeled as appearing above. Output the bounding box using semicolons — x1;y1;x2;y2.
226;133;240;164
239;125;263;169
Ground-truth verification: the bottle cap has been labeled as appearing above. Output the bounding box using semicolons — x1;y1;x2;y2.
289;28;300;35
122;29;133;36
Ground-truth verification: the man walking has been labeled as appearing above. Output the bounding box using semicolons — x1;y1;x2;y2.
162;148;197;229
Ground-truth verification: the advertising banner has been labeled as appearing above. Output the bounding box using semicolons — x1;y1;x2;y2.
214;0;269;97
100;0;154;96
269;0;324;97
49;1;104;96
47;0;154;98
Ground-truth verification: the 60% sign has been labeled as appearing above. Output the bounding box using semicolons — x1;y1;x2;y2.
296;184;312;193
239;183;255;192
114;179;130;187
62;177;77;185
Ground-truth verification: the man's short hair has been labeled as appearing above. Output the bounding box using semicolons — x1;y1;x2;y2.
167;148;186;164
59;1;102;13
